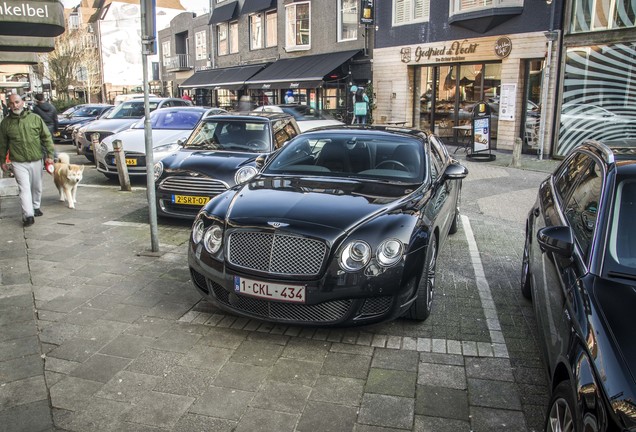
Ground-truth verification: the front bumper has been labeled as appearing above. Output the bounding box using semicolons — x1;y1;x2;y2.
187;240;415;326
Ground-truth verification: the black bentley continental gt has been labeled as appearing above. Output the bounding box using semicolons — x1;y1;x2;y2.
188;126;467;326
521;139;636;431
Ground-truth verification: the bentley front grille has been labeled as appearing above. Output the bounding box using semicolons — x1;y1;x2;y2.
208;280;351;323
159;176;228;196
228;231;327;276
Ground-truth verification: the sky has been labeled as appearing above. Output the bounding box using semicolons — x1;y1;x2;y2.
60;0;209;14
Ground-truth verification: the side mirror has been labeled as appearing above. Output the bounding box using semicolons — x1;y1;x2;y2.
176;139;185;147
443;163;468;180
255;154;268;170
537;226;574;257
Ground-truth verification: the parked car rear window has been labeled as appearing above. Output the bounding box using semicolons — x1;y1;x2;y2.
185;120;271;152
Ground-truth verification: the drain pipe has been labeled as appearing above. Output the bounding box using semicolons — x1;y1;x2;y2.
538;1;558;160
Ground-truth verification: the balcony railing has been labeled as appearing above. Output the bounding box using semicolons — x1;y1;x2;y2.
164;54;191;72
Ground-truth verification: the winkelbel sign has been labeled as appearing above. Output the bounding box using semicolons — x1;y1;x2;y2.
0;0;65;38
0;2;51;17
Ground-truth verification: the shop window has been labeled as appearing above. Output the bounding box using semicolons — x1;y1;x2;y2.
286;2;310;51
570;0;636;33
557;43;636;157
393;0;430;26
338;0;358;42
195;31;207;61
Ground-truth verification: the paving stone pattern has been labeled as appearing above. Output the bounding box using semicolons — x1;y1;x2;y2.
0;150;551;431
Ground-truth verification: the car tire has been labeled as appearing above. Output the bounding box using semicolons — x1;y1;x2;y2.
406;234;437;321
521;227;532;300
546;381;579;432
449;188;461;235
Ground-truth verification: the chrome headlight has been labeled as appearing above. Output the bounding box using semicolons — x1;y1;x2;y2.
376;239;404;267
154;143;181;154
192;218;205;244
203;224;223;254
98;142;109;153
339;240;371;271
153;161;163;181
234;165;258;185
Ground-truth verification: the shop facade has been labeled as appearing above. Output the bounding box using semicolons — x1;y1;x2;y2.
374;32;557;152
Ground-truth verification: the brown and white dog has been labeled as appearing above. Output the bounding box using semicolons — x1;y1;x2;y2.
53;153;84;209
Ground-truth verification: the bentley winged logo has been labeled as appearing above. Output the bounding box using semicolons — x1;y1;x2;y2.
267;222;289;229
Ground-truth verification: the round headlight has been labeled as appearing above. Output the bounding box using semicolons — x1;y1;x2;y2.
192;218;205;244
377;239;404;267
203;225;223;254
339;240;371;271
234;166;258;185
153;161;163;182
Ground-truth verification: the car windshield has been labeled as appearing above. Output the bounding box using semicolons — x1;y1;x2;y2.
608;179;636;272
133;110;203;130
72;106;104;117
184;119;271;152
264;132;425;182
106;101;159;119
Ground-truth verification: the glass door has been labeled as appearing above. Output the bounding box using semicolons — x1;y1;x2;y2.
433;65;457;140
521;59;544;153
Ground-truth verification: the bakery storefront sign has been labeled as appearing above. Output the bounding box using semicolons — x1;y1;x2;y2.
400;37;513;64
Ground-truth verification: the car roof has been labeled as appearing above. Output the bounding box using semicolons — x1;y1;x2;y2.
299;124;429;139
203;111;294;121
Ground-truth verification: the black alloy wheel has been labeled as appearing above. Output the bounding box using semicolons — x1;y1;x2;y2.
406;235;437;321
546;381;578;432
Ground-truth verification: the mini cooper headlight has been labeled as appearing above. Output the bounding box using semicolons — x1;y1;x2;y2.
376;239;404;267
234;166;258;185
192;218;205;244
340;240;371;271
203;224;223;254
153;161;163;181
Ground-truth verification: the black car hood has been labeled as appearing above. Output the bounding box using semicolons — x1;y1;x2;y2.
594;277;636;383
59;116;94;127
164;150;259;183
225;176;414;234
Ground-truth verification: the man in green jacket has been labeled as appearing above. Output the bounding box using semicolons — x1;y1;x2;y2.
0;94;55;227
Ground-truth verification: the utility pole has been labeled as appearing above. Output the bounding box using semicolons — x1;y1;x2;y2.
141;0;159;253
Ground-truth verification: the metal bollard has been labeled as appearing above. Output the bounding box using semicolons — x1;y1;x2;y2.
112;139;132;191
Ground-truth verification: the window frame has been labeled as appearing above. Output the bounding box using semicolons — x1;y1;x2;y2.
285;1;311;52
338;0;358;42
449;0;524;16
392;0;430;26
161;41;171;66
195;30;207;61
217;23;228;56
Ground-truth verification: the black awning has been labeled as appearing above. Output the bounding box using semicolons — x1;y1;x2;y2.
246;50;360;90
0;0;65;37
180;64;269;90
209;1;239;25
0;52;39;65
241;0;275;15
0;35;55;53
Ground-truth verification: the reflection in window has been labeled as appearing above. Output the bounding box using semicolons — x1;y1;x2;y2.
230;22;238;53
610;180;636;269
286;2;310;51
217;23;228;55
570;0;636;33
338;0;358;42
266;11;277;47
557;43;636;156
450;0;523;15
564;159;602;261
195;31;207;60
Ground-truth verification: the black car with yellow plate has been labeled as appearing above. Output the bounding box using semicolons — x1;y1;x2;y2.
153;112;300;219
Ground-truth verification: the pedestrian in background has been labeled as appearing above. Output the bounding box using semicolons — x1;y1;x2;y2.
354;87;369;125
0;94;55;227
32;93;58;135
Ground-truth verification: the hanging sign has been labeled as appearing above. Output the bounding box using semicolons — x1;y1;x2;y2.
360;0;374;25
